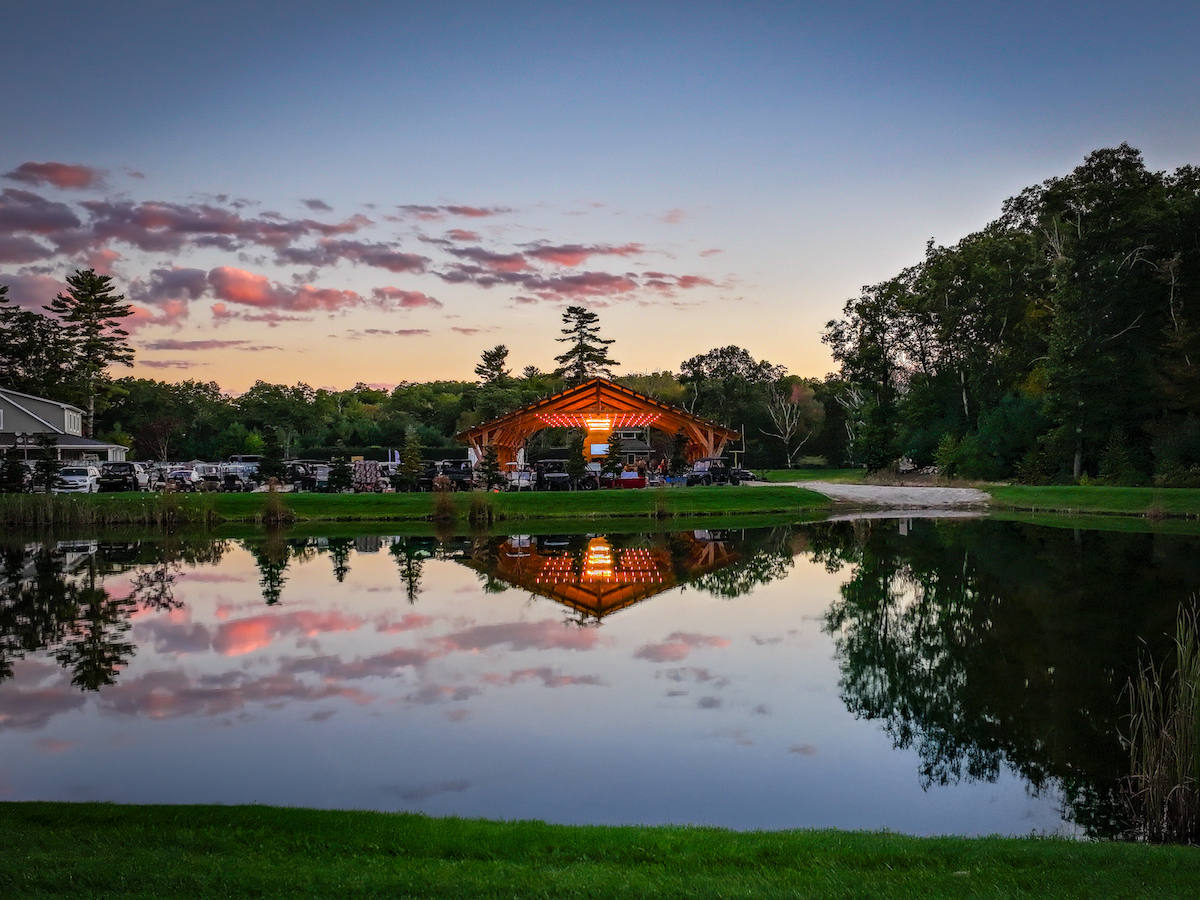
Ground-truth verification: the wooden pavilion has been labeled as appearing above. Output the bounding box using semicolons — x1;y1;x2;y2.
456;378;739;467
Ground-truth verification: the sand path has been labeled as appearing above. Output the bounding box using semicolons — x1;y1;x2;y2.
756;480;990;509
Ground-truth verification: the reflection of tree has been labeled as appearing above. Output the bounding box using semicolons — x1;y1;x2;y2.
813;518;1200;837
389;537;430;604
687;527;795;597
245;533;291;606
0;535;228;688
54;581;135;691
0;545;78;683
328;538;354;583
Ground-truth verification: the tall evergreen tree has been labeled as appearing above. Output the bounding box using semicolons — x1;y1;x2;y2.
474;345;511;384
553;306;618;385
44;269;134;437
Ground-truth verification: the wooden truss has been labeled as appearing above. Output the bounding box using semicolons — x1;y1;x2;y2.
456;378;740;466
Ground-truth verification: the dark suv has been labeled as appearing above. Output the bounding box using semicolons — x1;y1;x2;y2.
97;461;149;492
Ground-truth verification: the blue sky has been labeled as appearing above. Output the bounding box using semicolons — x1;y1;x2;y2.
4;1;1199;392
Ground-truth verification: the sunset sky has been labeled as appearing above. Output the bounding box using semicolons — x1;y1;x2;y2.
4;1;1199;394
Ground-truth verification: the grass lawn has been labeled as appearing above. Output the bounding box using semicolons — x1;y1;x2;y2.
985;484;1200;518
3;802;1197;900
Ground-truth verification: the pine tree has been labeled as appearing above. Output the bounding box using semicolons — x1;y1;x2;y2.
31;433;61;493
257;428;288;482
392;432;423;492
553;306;618;386
0;448;28;493
44;269;133;437
479;444;503;490
327;446;353;492
602;430;625;478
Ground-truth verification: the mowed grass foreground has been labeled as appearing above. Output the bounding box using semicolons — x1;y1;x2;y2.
3;803;1198;900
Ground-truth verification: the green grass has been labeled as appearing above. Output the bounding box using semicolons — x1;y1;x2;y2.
760;468;865;483
985;485;1200;518
0;485;831;528
2;803;1197;900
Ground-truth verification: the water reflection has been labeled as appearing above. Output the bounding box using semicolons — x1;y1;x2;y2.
811;518;1200;837
0;538;229;690
1;520;1196;835
459;529;796;623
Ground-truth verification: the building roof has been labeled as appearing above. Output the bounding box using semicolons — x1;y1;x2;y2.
456;378;739;465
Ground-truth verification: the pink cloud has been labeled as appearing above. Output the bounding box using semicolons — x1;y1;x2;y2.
524;242;644;267
0;188;82;233
448;246;530;273
208;267;368;313
445;229;479;241
5;161;105;190
398;204;511;220
634;632;731;663
140;360;197;369
369;287;442;308
0;234;52;264
143;339;252;351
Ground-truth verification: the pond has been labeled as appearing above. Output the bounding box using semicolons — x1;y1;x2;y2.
2;518;1198;836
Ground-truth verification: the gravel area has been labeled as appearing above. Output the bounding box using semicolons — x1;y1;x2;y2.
760;480;990;509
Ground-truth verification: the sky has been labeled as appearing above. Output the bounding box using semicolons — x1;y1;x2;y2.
3;0;1200;395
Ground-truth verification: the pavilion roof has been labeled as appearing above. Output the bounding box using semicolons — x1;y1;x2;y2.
456;378;739;463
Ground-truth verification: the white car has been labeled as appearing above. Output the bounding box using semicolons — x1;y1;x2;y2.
54;465;101;493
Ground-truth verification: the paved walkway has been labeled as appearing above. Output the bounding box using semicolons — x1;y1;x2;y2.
761;480;991;509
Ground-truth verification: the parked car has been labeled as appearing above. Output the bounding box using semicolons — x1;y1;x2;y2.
165;468;203;491
54;464;101;493
97;461;150;492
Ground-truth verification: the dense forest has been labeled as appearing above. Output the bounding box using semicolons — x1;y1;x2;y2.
824;144;1200;484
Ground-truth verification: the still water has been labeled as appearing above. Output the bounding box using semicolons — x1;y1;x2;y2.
3;518;1197;836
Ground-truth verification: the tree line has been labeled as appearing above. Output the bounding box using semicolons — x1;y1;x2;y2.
2;292;829;466
824;144;1200;484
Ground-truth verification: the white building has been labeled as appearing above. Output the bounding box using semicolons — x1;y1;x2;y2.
0;387;127;462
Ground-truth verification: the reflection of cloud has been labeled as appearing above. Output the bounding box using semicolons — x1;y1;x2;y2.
382;779;470;802
482;667;605;688
137;609;430;657
789;744;818;756
697;696;722;709
659;666;728;687
404;683;482;705
718;728;754;747
98;669;374;719
438;620;603;653
635;633;730;663
0;688;88;730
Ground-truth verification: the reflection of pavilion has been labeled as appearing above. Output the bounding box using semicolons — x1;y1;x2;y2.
462;533;740;621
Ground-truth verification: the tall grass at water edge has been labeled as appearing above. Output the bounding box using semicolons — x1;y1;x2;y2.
1125;603;1200;843
0;491;223;527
